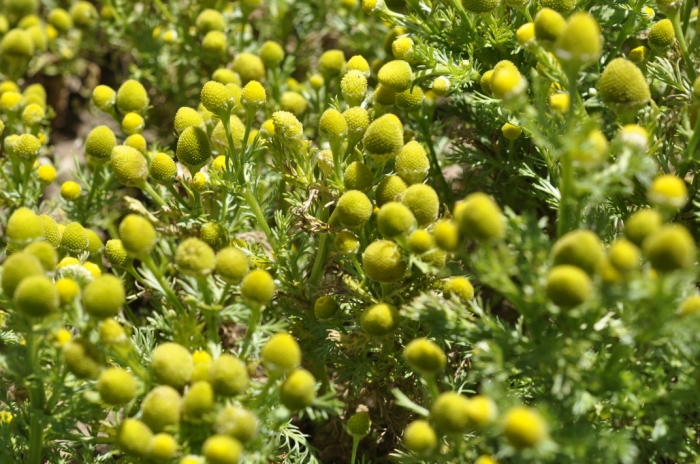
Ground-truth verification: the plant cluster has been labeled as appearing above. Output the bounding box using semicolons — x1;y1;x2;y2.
1;0;700;463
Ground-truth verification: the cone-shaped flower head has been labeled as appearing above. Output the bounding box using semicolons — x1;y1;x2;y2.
378;60;412;92
555;12;602;70
534;8;566;45
175;237;216;277
336;190;373;229
177;126;212;171
599;58;651;118
116;80;149;114
363;114;403;159
119;214;156;257
463;0;500;13
362;240;407;283
111;145;147;187
648;19;675;51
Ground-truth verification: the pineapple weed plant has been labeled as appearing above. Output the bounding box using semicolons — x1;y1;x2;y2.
3;0;700;463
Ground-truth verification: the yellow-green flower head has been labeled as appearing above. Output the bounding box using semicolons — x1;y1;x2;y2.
260;118;276;138
203;435;243;464
196;9;226;34
641;6;656;19
404;338;446;375
347;412;371;437
555;12;602;70
24;82;45;99
655;0;680;15
272;110;304;142
70;1;98;28
389;37;412;61
403;420;437;456
540;0;575;12
125;135;146;154
119;214;156;257
201;80;233;114
455;192;504;241
261;332;301;373
377;202;416;237
116;80;149;114
200;222;228;250
1;252;43;298
7;0;37;17
516;22;536;47
363;114;403;159
82;274;125;319
192;171;208;191
546;264;591;307
314;295;340;320
362;0;382;14
13;133;41;159
344;161;374;192
491;67;526;100
215;247;249;283
175;238;216;277
443;276;474;301
0;92;22;114
209;353;249;396
182;380;214;419
648;174;688;210
335;230;360;254
502;122;523;140
396;141;429;184
599;58;650;116
336;190;373;228
83;262;101;278
624;208;662;246
378;60;413;92
59;222;88;254
372;84;396;106
6;207;43;248
213;68;241;85
97;318;126;346
176;126;212;171
121;112;144;136
343;107;371;141
341;70;368;106
241;80;266;110
14;275;58;317
376;175;408;207
408;229;435;254
347;55;371;77
430;392;471;433
97;367;136;406
37;164;56;184
25;241;57;271
317;149;333;175
308;73;325;90
643;224;696;272
648;19;675;51
0;80;19;95
362;240;407;283
21;102;44;125
608;238;641;273
148;433;178;462
319;108;348;140
463;0;500;13
240;268;275;305
48;8;72;32
26;25;46;52
679;295;700;317
260;40;285;68
149;153;177;184
203;30;227;55
571;129;609;168
319;49;346;78
92;85;116;111
232;52;266;84
141;385;181;433
280;91;307;116
110;145;147;186
211;115;245;153
402;183;439;226
432;76;450;97
39;215;61;247
551;229;604;275
465;395;498;429
0;119;4;136
534;7;566;44
117;419;153;458
1;28;34;58
63;337;103;379
396;86;424;112
56;278;80;306
151;342;193;389
105;239;129;267
84;230;103;256
281;368;317;410
503;406;548;448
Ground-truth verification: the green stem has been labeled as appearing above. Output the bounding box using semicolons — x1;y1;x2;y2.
424;374;440;399
165;183;191;210
141;182;167;207
309;205;331;289
153;0;175;22
242;187;277;250
669;11;697;82
240;304;262;358
687;106;700;160
26;328;45;464
142;255;187;314
417;113;452;206
350;436;360;464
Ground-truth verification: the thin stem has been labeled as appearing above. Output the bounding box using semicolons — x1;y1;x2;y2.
242;187;277;250
669;11;697;82
153;0;175;23
309;205;331;289
240;304;262;358
687;107;700;160
417;112;452;207
142;255;187;313
141;182;167;207
165;183;191;210
26;328;45;464
350;436;360;464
